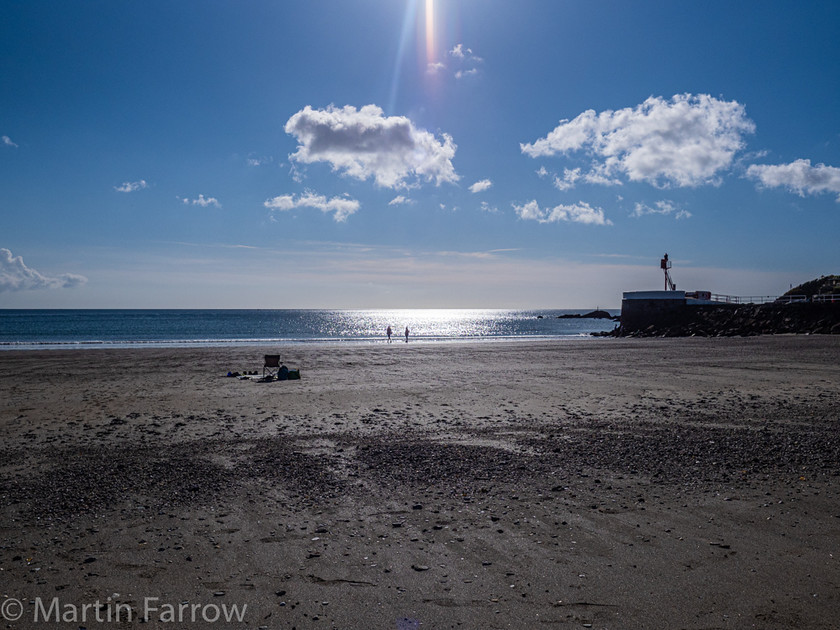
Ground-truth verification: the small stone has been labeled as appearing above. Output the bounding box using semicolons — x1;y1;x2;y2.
411;564;430;571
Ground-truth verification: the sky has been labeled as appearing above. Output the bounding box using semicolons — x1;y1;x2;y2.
1;0;839;309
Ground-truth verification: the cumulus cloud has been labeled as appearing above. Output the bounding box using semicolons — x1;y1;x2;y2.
426;61;447;75
264;191;360;222
114;180;147;193
552;168;581;191
0;248;87;292
631;200;692;219
512;201;612;226
521;94;755;188
449;44;482;63
448;44;482;79
449;44;469;59
2;135;18;148
746;159;840;201
469;179;493;193
284;104;459;189
181;194;221;208
540;165;622;191
388;195;414;206
246;155;273;167
479;201;498;213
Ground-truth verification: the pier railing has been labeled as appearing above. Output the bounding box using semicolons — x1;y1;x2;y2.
710;294;835;305
710;294;781;305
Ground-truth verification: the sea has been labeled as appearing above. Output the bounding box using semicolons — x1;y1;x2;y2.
0;309;620;350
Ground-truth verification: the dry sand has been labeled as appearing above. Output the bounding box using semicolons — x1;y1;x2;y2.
1;336;839;629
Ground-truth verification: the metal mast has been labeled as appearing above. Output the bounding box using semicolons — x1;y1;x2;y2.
661;253;676;291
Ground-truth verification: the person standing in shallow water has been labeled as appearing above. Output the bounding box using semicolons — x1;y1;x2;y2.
386;325;392;343
404;326;410;343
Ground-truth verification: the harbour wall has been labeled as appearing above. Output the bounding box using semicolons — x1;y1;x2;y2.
617;295;840;337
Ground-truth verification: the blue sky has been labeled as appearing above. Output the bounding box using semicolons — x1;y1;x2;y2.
1;0;839;308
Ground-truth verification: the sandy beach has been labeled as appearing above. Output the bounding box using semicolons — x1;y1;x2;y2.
1;336;839;629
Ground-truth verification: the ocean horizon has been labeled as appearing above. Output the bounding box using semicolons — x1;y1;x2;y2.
0;308;619;350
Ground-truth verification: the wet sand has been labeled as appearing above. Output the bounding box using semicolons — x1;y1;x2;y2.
1;337;839;629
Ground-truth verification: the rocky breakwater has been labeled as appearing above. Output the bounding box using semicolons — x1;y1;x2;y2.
613;301;840;337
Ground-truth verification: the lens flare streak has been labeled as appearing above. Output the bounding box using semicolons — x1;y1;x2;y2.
425;0;436;66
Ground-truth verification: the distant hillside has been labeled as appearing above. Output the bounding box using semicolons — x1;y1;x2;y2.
782;275;840;298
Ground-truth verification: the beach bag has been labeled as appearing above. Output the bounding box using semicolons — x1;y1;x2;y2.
287;369;301;380
277;365;289;381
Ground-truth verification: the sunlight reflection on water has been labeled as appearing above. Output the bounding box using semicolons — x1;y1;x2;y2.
0;309;618;349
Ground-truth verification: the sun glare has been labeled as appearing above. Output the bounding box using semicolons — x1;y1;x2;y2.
425;0;436;65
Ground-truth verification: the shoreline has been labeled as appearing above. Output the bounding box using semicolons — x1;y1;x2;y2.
0;333;607;352
2;337;839;628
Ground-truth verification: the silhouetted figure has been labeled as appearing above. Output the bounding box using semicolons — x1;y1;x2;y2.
404;327;410;343
386;325;392;343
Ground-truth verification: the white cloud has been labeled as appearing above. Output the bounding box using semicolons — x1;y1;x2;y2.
746;159;840;201
448;44;482;80
449;44;468;59
2;135;18;148
479;201;498;213
581;164;623;187
513;200;543;221
285;104;459;189
246;156;273;167
513;201;612;226
541;165;620;190
631;200;692;219
264;190;360;222
552;168;581;191
0;248;87;292
449;44;483;63
521;94;755;188
426;61;446;75
114;180;147;193
469;179;493;193
181;194;221;208
388;195;414;206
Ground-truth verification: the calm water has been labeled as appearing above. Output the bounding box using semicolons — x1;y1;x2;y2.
0;309;619;349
